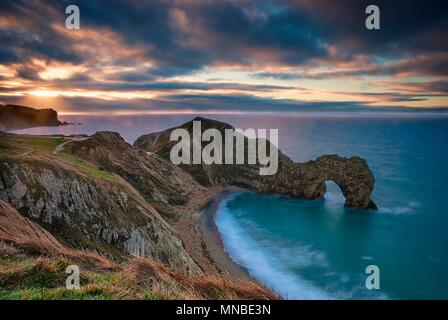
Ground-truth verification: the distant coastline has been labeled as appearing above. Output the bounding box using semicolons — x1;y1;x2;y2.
0;104;71;132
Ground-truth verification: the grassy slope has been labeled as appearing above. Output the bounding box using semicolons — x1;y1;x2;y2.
4;135;64;153
56;153;115;181
0;253;143;300
0;143;22;157
0;134;115;180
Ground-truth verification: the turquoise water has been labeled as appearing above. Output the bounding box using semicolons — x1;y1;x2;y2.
13;113;448;299
214;116;448;300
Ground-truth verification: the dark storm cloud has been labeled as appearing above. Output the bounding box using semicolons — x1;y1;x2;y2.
2;78;293;93
15;65;43;81
49;0;327;71
1;0;447;77
291;0;448;55
160;93;368;112
179;0;327;65
0;1;85;64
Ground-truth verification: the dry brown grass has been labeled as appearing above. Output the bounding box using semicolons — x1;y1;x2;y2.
0;200;65;254
0;200;276;300
0;200;116;272
0;245;276;300
125;257;277;300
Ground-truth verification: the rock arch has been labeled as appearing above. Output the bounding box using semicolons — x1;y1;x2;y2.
311;155;377;209
134;118;378;210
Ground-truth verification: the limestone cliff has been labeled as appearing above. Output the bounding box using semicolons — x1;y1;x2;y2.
134;117;377;209
0;104;63;132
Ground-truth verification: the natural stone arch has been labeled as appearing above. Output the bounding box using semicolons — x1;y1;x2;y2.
311;155;377;209
134;118;378;210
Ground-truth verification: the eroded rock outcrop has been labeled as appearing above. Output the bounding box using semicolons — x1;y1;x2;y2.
67;131;206;221
134;117;377;209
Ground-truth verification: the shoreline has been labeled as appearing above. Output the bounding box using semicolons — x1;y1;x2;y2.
173;186;253;280
199;189;252;280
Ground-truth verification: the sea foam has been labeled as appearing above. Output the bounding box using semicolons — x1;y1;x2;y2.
215;195;331;300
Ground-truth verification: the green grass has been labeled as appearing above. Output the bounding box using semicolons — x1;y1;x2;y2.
3;134;115;181
0;255;155;300
0;286;115;300
0;256;123;300
0;257;71;291
56;154;116;181
0;247;276;300
0;134;115;181
7;135;65;153
0;143;23;157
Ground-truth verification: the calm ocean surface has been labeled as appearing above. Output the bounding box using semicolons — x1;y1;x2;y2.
13;113;448;299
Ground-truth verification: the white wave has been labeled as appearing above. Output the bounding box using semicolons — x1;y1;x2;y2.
361;256;374;261
377;202;419;215
215;196;331;300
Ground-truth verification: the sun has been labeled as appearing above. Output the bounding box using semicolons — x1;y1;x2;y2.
28;90;60;97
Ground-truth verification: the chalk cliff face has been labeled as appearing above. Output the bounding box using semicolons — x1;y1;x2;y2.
134;117;377;209
0;104;63;132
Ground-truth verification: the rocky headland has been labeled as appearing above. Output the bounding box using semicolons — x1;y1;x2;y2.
0;104;67;132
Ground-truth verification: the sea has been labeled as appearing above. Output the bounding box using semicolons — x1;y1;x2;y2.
12;112;448;299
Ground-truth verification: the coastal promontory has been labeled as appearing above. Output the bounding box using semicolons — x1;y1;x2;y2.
0;104;64;132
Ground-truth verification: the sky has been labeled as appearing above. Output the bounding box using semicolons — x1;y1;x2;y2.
0;0;447;115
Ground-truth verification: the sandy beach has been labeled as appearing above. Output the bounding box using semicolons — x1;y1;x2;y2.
199;190;251;280
173;186;251;280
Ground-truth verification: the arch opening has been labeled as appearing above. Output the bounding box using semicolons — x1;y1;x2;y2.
324;180;345;206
